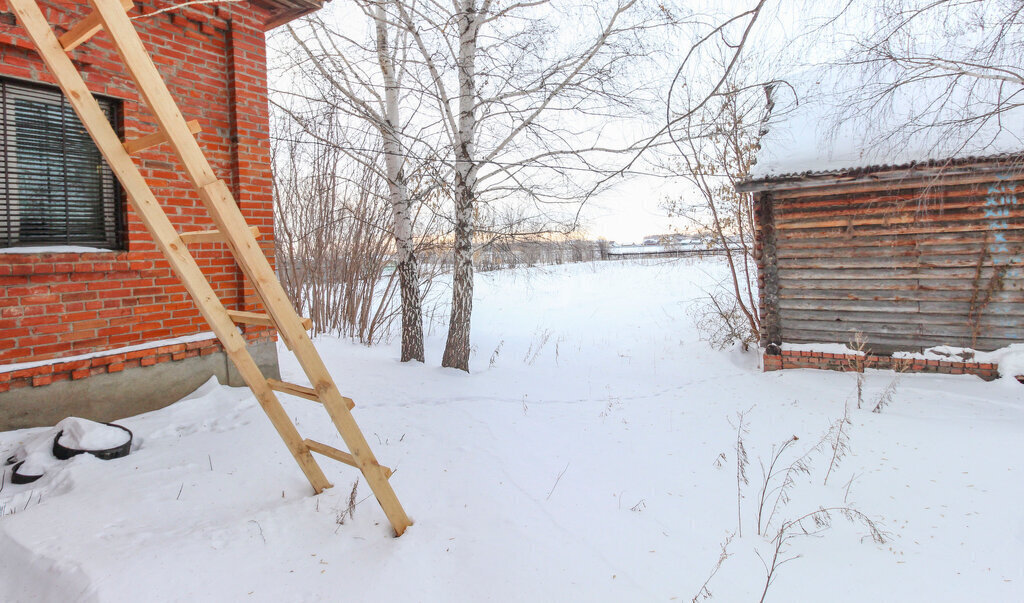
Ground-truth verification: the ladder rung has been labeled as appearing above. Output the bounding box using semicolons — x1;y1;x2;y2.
59;0;133;51
180;224;259;245
227;310;312;331
124;119;202;155
267;378;355;410
304;439;392;479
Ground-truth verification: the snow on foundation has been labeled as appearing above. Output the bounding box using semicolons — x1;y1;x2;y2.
894;344;1024;380
0;331;217;374
0;259;1022;602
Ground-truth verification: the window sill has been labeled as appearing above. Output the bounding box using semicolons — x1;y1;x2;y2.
0;245;118;255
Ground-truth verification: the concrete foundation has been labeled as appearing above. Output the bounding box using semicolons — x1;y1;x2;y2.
0;341;280;431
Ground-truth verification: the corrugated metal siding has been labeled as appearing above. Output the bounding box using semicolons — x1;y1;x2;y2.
771;175;1024;352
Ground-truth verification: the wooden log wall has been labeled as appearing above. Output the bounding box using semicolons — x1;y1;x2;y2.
762;166;1024;353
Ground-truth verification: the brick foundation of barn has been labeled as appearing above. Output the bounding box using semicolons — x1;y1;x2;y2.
763;349;1000;381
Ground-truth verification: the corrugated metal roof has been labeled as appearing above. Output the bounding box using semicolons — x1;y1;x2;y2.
737;153;1024;193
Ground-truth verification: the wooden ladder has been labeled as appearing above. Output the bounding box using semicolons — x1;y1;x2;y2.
9;0;412;536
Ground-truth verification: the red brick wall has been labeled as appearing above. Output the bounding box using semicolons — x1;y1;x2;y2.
0;0;276;366
0;330;275;394
763;349;1000;381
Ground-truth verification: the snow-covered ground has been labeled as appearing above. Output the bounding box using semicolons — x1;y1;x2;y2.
2;259;1023;602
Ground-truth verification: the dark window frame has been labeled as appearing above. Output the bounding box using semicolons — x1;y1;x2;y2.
0;76;125;250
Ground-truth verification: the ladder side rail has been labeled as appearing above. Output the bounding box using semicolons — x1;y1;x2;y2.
89;0;413;536
89;0;332;363
8;0;332;494
89;0;333;377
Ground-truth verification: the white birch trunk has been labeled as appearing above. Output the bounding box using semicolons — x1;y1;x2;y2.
441;0;479;371
375;3;424;362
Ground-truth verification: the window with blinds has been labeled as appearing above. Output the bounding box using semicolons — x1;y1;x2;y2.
0;77;123;249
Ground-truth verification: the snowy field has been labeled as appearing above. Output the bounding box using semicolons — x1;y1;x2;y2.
2;259;1023;602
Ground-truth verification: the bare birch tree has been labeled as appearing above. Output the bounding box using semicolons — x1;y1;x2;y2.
834;0;1023;157
391;0;673;371
275;4;429;362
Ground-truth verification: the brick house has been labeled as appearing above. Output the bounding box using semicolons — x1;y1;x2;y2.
0;0;324;429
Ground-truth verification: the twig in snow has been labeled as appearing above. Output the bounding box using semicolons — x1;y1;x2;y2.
176;483;184;501
335;479;360;533
848;331;868;410
757;429;831;536
823;403;852;486
843;473;860;504
546;462;570;501
872;373;902;414
757;507;886;603
728;409;751;537
248;520;266;544
691;532;734;602
713;453;727;468
489;340;504;368
208;455;213;471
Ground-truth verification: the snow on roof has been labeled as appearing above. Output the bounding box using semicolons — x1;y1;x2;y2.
748;64;1024;180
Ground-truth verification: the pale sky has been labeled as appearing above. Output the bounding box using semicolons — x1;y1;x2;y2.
267;0;798;247
578;176;684;244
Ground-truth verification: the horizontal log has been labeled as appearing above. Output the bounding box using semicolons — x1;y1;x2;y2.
779;278;1024;293
780;308;1024;328
779;327;1019;350
777;266;1024;281
775;216;1024;238
775;208;1024;233
773;183;1024;218
777;241;1006;260
776;230;1021;252
780;299;922;312
779;288;1024;303
780;318;1024;339
776;256;1003;270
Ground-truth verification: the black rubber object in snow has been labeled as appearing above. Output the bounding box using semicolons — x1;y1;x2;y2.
10;461;43;484
52;423;133;461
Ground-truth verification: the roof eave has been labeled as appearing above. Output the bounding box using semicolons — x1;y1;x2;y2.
736;153;1024;194
253;0;327;31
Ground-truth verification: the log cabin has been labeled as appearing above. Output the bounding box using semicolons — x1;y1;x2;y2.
738;79;1023;380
